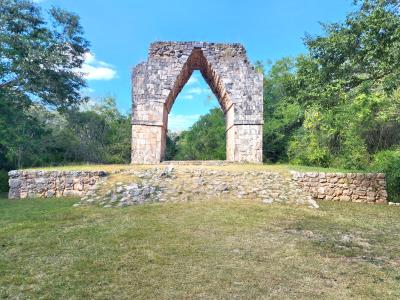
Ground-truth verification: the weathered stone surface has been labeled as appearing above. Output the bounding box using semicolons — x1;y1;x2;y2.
291;171;388;204
7;170;107;199
78;167;318;209
8;168;388;207
131;41;263;164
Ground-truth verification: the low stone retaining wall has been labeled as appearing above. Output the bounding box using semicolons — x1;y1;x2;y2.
8;170;107;199
8;168;388;206
291;172;387;204
79;167;318;208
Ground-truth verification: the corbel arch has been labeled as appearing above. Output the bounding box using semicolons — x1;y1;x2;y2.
131;42;263;164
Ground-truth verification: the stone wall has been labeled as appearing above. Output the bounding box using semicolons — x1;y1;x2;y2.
132;41;263;164
8;170;107;199
78;167;319;209
8;168;388;206
291;172;388;204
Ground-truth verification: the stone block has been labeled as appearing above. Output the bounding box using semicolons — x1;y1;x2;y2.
291;172;388;205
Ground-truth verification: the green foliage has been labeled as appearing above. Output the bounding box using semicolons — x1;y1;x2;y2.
370;149;400;202
259;0;400;200
262;58;303;162
57;98;131;164
49;97;131;164
266;1;400;160
0;99;48;169
1;96;131;177
0;0;90;174
165;132;179;160
0;1;132;177
0;169;8;192
305;0;400;94
0;0;89;109
173;108;225;160
288;106;332;167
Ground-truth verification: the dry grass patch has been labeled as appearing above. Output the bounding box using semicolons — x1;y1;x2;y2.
23;162;360;175
24;164;153;172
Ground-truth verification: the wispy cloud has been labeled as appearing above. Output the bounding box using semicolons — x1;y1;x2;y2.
168;113;200;132
187;76;198;85
81;53;117;81
181;94;194;100
178;71;214;102
187;87;204;95
181;86;210;99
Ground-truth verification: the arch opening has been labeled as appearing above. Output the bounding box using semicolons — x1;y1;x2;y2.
163;48;232;162
166;70;225;160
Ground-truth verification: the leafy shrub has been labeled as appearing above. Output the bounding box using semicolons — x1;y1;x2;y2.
370;149;400;202
288;107;332;167
0;169;8;193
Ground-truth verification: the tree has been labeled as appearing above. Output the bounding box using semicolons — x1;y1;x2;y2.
173;108;226;160
262;57;303;162
0;0;89;171
285;0;400;168
165;131;179;161
0;0;89;108
49;97;131;164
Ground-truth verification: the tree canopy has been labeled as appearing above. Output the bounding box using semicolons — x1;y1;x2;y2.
0;0;89;108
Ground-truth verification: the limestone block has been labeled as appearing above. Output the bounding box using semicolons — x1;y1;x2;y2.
291;171;388;204
8;170;107;199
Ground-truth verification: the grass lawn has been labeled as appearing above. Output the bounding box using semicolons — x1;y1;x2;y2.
1;197;399;299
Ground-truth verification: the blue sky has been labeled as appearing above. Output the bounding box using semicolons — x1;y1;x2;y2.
37;0;354;131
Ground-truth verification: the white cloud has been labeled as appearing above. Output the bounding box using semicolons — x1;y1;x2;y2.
80;52;117;81
181;94;193;100
83;52;96;64
187;87;203;95
187;76;198;85
178;71;212;101
168;113;200;132
186;87;210;95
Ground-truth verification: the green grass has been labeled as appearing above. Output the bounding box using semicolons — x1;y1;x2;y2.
1;197;399;299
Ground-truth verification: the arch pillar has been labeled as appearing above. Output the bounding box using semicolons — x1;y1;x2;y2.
131;101;168;164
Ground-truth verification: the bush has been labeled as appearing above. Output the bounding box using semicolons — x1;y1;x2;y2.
370;149;400;202
0;169;8;193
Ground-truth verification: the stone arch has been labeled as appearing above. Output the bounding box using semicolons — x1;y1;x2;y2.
131;41;263;164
